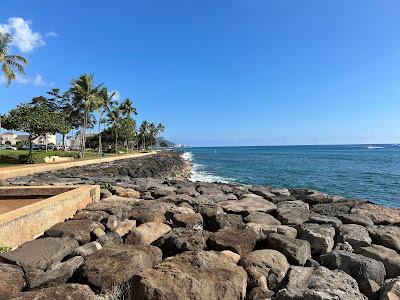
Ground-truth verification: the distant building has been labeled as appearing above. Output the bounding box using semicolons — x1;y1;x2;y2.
0;132;57;146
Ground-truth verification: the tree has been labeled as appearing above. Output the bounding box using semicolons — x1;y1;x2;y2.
97;87;116;156
119;98;137;119
156;123;165;148
0;32;28;86
117;118;136;153
139;121;148;149
69;74;102;157
107;105;122;153
1;104;61;159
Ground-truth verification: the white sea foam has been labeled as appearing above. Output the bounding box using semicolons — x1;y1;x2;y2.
182;152;233;183
367;146;385;149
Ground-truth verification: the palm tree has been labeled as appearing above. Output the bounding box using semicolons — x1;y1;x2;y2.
139;121;148;149
119;98;137;119
69;74;102;157
156;123;165;149
0;32;28;85
107;105;122;153
97;87;116;156
119;98;137;153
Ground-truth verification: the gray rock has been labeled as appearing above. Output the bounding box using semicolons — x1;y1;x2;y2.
367;225;400;251
276;266;367;299
207;227;257;256
308;215;342;229
73;209;109;222
277;200;309;210
246;223;297;240
249;186;276;200
131;251;247;300
153;228;211;257
73;241;102;258
244;212;281;225
125;222;171;245
379;277;400;300
172;213;203;229
220;197;277;214
311;202;351;217
266;233;311;265
207;213;246;232
97;231;123;246
338;213;374;226
0;263;24;299
25;256;84;289
338;224;372;248
320;250;386;298
355;244;400;278
1;237;78;270
82;244;162;292
276;207;313;225
239;249;289;290
45;219;101;244
11;284;97;300
299;223;335;256
351;203;400;225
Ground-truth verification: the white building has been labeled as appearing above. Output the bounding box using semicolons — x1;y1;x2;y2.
0;132;57;146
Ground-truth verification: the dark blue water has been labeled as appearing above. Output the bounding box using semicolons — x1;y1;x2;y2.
184;145;400;208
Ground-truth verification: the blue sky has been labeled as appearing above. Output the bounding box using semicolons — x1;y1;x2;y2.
1;1;400;146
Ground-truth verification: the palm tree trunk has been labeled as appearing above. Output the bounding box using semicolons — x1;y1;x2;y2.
98;113;102;156
115;129;118;153
126;139;128;153
62;134;66;151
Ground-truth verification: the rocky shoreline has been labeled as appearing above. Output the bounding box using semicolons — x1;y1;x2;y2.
1;152;399;299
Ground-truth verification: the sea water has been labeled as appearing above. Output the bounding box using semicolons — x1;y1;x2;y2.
183;145;400;208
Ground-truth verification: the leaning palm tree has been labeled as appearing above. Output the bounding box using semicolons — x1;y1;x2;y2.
0;32;28;85
139;121;148;149
69;74;102;157
97;87;116;156
156;123;165;149
107;105;122;153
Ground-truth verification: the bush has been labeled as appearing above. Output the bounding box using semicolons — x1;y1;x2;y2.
19;151;80;164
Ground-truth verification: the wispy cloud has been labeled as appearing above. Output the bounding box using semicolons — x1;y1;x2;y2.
0;73;50;87
0;17;45;53
45;31;58;37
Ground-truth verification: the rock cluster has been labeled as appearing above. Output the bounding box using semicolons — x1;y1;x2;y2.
1;153;400;299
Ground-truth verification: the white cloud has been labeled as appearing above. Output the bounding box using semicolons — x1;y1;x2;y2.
0;73;49;87
33;74;46;86
46;31;58;37
108;90;121;101
0;17;45;53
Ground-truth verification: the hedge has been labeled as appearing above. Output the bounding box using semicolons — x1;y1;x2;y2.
18;151;80;164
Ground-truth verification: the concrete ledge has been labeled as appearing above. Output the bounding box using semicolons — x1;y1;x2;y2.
0;185;100;249
0;152;154;180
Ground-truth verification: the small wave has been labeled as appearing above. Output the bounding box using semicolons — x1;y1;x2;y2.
190;163;233;183
181;152;193;161
367;146;385;149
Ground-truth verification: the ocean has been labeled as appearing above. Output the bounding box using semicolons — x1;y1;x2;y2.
183;144;400;208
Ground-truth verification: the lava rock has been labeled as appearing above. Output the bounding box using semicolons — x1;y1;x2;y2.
207;227;257;256
367;225;400;251
0;263;25;299
125;222;171;245
338;224;372;248
11;284;97;300
299;223;335;256
244;212;281;225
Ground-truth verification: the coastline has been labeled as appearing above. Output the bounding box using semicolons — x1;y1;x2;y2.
1;151;399;299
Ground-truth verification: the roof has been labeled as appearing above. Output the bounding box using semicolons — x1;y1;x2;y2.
16;135;30;141
0;132;17;136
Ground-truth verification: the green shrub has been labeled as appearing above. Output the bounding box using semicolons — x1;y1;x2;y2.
19;151;80;164
101;182;116;194
0;246;11;253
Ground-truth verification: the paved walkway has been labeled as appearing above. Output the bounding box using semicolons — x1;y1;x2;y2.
0;152;155;180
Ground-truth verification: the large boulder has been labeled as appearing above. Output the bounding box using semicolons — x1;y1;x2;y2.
352;203;400;225
244;212;281;225
154;228;211;257
73;209;109;222
266;233;311;265
125;222;171;245
320;250;386;298
276;266;367;300
239;249;289;291
277;200;309;210
172;213;203;229
246;223;297;240
367;225;400;251
0;263;24;299
11;284;97;300
207;213;246;232
1;237;78;270
355;244;400;278
308;215;342;230
73;241;102;258
131;251;247;300
207;227;257;256
276;207;313;225
81;244;162;292
311;202;351;217
45;219;101;244
380;277;400;300
299;223;335;256
337;213;374;226
25;256;84;289
338;224;372;248
220;197;276;214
